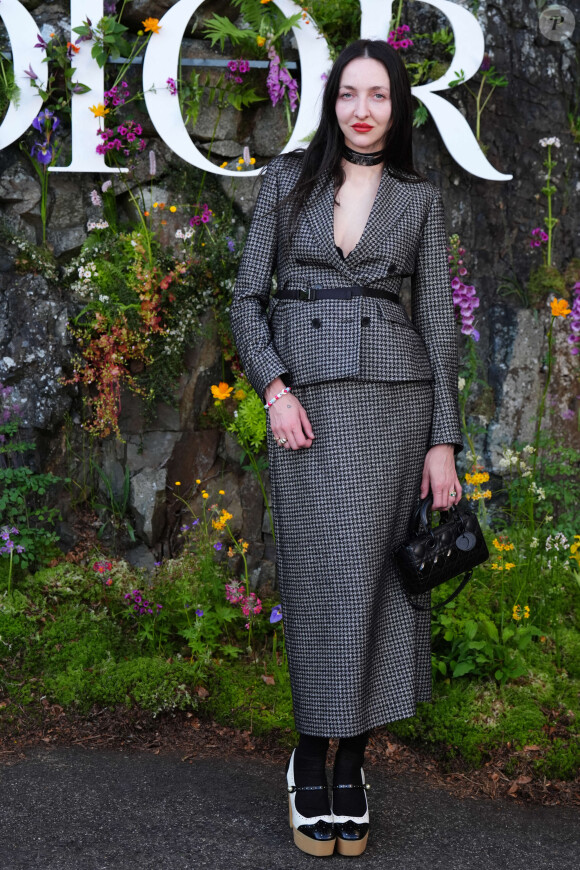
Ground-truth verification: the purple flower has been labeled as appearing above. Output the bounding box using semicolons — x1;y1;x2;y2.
31;142;53;165
226;237;235;253
561;408;575;420
34;34;48;50
239;60;250;73
104;0;117;14
227;60;238;73
195;609;204;617
24;64;38;81
270;605;283;624
167;77;178;96
214;542;223;551
568;282;580;356
480;53;492;72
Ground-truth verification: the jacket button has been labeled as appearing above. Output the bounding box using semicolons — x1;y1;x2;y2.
361;316;371;327
312;317;321;328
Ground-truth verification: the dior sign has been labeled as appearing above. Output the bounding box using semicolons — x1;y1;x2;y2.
0;0;512;180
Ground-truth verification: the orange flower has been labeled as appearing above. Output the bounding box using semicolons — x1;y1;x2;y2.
211;382;233;401
256;36;266;47
142;17;161;34
89;103;109;117
67;42;80;54
550;297;571;317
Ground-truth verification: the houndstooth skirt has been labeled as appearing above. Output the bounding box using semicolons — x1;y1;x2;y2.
267;379;434;737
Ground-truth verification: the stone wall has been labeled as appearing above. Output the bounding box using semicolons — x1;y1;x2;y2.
0;1;579;567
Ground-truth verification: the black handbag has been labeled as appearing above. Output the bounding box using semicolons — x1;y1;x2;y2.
392;496;490;611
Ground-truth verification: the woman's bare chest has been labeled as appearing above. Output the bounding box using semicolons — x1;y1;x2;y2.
333;175;382;258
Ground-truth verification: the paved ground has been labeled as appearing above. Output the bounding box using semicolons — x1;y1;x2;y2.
0;747;578;870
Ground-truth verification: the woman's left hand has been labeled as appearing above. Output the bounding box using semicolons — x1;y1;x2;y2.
420;444;462;510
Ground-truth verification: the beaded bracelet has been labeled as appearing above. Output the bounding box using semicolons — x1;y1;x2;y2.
264;386;292;409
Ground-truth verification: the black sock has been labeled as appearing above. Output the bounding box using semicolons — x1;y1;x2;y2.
291;734;331;818
333;732;369;817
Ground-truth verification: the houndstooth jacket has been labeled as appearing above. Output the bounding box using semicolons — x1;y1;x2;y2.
230;153;463;453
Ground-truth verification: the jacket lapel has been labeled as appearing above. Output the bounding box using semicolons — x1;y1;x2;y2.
345;168;412;270
303;166;413;278
304;173;349;274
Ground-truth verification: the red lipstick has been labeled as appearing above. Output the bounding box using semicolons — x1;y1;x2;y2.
352;123;373;132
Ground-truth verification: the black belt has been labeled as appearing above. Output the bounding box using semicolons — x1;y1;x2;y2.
276;285;401;304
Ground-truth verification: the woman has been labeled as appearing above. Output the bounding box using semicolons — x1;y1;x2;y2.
230;39;463;857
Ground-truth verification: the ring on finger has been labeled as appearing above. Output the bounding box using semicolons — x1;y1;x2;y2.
278;437;287;445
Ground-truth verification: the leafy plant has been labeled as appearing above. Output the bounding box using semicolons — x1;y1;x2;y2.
0;384;63;578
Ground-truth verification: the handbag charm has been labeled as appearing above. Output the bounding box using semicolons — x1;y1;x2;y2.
392;495;490;611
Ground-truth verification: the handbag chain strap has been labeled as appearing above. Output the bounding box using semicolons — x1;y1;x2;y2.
404;569;473;613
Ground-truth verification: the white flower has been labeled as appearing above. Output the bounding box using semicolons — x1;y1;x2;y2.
102;180;112;193
98;294;109;303
539;137;561;148
529;537;539;549
90;189;102;207
458;376;466;391
522;444;535;455
175;230;184;239
522;469;532;478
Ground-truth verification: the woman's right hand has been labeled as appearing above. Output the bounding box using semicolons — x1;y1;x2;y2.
265;378;315;450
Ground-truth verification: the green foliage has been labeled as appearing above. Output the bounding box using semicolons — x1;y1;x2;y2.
73;17;131;68
43;656;203;715
206;658;295;738
227;379;267;453
180;68;264;131
204;1;301;52
527;264;567;307
0;55;19;117
304;1;361;55
0;389;63;573
431;610;541;683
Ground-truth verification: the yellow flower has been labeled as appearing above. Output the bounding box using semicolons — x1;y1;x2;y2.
89;103;109;117
153;202;158;208
482;489;492;499
169;205;177;213
220;509;233;522
260;0;273;4
504;562;516;570
250;157;256;164
218;489;225;495
256;35;266;46
550;297;571;317
227;547;235;557
142;17;161;34
211;382;234;401
202;492;209;500
175;481;181;486
523;605;530;618
236;166;242;171
212;519;225;530
220;161;228;169
234;388;247;401
512;605;522;621
195;479;201;484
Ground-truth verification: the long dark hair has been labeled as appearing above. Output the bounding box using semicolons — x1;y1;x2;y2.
287;39;426;224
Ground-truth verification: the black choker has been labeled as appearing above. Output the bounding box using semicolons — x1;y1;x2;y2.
342;145;384;166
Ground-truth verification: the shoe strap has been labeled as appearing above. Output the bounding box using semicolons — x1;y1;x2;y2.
287;784;327;793
332;783;371;790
